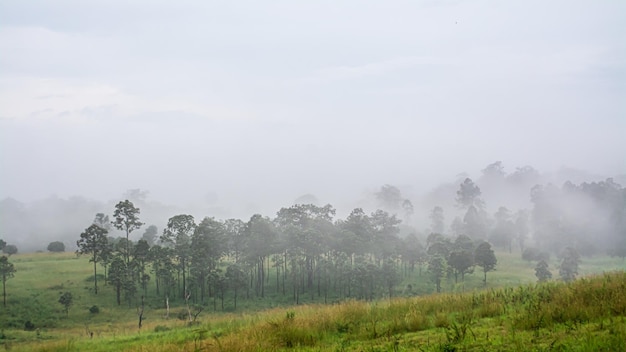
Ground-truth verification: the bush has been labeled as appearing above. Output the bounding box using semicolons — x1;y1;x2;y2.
89;305;100;314
154;325;171;332
522;247;550;262
47;241;65;253
2;244;17;255
24;321;36;331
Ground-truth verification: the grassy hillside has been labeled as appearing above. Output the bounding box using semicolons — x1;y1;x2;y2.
1;252;625;351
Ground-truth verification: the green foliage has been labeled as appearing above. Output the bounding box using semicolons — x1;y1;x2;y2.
76;224;108;294
89;305;100;314
535;260;552;282
559;247;581;282
2;245;18;256
475;241;497;285
46;241;65;253
58;292;73;316
0;255;16;307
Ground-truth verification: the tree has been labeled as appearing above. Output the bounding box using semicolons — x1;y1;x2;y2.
2;244;17;256
93;213;112;231
474;241;497;286
47;241;66;253
225;264;247;310
0;239;6;252
161;214;196;299
376;184;403;211
58;292;73;316
559;247;580;282
190;217;226;302
108;256;128;305
430;206;445;234
0;256;16;307
113;200;144;264
427;255;446;293
490;207;515;252
140;225;158;246
401;199;414;223
456;178;484;209
76;224;109;294
514;210;530;252
450;236;475;282
535;260;552;282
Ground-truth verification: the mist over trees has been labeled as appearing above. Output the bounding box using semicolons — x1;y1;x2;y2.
0;162;623;266
29;161;619;310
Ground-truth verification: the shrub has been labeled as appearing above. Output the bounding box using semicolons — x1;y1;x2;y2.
47;241;65;253
89;305;100;314
154;325;171;333
24;321;36;331
2;244;17;255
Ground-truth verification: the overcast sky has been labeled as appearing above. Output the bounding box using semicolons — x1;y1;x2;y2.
1;0;624;214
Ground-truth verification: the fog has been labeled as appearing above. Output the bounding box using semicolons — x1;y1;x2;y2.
0;1;624;252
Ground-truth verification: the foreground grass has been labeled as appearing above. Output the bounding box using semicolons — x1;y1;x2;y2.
5;271;625;351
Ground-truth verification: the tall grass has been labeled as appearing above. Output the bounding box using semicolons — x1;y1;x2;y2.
3;252;626;351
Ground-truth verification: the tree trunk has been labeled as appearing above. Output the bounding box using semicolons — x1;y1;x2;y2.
93;257;98;294
2;277;6;307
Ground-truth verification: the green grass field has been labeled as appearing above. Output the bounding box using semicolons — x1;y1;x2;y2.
1;251;625;351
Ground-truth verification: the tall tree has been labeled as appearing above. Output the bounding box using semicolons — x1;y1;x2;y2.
108;256;127;305
376;184;403;211
76;224;109;294
0;256;16;307
190;217;226;302
559;247;580;282
58;292;73;316
401;199;414;223
161;214;196;299
474;241;497;286
427;254;446;293
140;225;159;246
456;178;484;210
490;206;515;252
113;200;144;265
429;206;445;234
535;260;552;282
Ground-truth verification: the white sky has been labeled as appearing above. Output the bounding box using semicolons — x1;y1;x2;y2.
1;0;624;213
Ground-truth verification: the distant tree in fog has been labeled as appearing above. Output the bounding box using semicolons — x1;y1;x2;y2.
47;241;65;252
559;247;580;282
402;199;414;223
535;260;552;282
481;161;506;181
113;200;144;265
93;213;112;231
463;205;487;240
429;206;445;234
161;214;196;299
427;254;446;293
450;216;464;236
140;225;158;246
2;245;17;256
0;239;6;252
490;207;515;252
456;178;484;209
514;210;530;252
376;184;403;211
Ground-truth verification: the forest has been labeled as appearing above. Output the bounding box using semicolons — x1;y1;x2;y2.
2;163;625;315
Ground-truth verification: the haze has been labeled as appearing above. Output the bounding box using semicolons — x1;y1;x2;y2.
1;1;625;242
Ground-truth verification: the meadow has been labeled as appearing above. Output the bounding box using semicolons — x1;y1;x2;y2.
1;251;625;351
